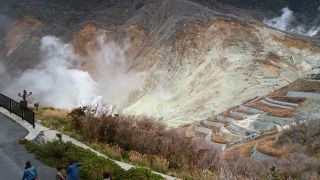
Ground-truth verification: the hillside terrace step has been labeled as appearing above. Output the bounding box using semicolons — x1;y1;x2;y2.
201;120;224;129
226;133;260;148
196;126;229;150
257;114;292;127
250;121;275;132
239;105;264;114
264;97;299;107
229;111;247;120
195;127;212;142
218;126;242;143
210;142;227;151
228;121;260;136
216;115;235;122
260;99;293;109
287;91;320;100
251;144;274;161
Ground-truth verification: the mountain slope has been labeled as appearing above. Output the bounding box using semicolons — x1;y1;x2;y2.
0;0;319;126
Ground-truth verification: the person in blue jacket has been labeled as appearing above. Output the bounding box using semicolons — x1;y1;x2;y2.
66;161;81;180
22;161;39;180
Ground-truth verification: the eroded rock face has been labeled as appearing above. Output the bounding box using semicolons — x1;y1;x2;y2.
1;0;320;127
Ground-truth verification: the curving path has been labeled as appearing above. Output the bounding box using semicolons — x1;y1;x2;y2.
0;108;176;180
0;113;55;180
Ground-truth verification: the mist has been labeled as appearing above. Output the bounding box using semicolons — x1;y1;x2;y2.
264;7;320;36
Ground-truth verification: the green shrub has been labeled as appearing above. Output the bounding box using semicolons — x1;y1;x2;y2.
20;140;163;180
118;167;163;180
67;106;87;131
277;120;320;149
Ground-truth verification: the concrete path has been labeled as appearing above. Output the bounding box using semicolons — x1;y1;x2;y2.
0;108;177;180
0;113;55;180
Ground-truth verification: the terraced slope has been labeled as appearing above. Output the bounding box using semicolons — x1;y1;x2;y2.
191;78;320;149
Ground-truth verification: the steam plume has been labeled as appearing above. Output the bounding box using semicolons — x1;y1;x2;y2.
4;35;143;110
93;34;143;109
6;36;98;109
264;7;320;36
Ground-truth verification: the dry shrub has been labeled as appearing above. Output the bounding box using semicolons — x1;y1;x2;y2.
277;119;320;155
219;156;268;180
256;136;299;157
273;153;308;179
41;108;69;118
67;108;221;172
67;106;87;132
81;116;103;142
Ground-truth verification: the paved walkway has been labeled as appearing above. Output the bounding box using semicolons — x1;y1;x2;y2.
0;113;55;180
0;108;176;180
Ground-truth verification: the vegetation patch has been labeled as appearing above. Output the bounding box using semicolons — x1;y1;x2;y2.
277;120;320;156
34;107;320;179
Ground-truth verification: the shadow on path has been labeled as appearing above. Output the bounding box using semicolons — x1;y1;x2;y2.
0;113;55;180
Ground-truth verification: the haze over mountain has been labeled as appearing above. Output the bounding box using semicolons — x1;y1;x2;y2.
0;0;319;126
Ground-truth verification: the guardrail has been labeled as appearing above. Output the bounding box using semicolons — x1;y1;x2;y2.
0;93;35;128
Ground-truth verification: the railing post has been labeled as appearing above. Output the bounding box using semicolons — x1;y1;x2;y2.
22;105;24;121
0;93;36;128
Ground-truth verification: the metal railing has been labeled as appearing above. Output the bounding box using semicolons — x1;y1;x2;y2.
0;93;35;128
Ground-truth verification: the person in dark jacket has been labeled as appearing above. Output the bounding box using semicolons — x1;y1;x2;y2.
22;161;38;180
66;161;81;180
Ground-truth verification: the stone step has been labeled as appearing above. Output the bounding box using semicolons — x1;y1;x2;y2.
260;99;293;109
195;127;212;142
210;142;226;151
228;121;259;136
287;91;320;100
239;105;264;114
216;115;235;122
201;120;223;129
257;114;292;127
251;144;274;161
250;121;275;132
218;126;242;143
229;111;247;120
264;97;298;107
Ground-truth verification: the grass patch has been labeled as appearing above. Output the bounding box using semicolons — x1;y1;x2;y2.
256;135;297;157
20;139;163;180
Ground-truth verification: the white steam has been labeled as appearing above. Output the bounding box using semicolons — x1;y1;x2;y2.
6;36;98;109
264;7;320;36
93;34;143;109
5;35;142;110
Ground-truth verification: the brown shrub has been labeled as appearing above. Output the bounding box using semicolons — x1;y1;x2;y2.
70;110;222;172
219;156;268;179
81;116;103;142
277;119;320;154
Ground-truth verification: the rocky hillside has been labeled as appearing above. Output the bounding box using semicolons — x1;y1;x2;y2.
0;0;319;126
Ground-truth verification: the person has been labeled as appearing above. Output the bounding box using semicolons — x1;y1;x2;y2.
22;161;38;180
66;161;81;180
56;166;66;180
103;172;112;180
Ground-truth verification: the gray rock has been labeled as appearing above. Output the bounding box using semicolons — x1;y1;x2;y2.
287;91;320;100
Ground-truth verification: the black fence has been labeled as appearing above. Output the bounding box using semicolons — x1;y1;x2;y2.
0;93;35;128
